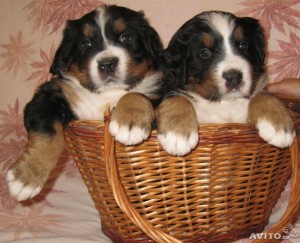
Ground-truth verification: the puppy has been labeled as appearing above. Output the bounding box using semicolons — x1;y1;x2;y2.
157;11;295;156
6;5;163;201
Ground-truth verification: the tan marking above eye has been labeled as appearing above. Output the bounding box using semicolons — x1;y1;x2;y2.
234;26;244;42
69;64;91;87
114;18;126;33
202;33;214;48
83;23;94;38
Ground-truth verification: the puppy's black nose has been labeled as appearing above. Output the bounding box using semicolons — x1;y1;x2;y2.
223;69;243;90
98;57;119;74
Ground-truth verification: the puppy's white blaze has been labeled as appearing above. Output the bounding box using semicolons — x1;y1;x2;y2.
203;12;234;53
189;93;249;123
6;170;42;201
257;119;295;148
89;46;128;88
95;6;108;47
132;72;161;96
158;132;198;156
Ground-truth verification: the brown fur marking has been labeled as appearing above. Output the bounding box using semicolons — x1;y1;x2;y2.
202;33;214;48
59;81;79;109
114;18;126;33
186;74;221;101
69;64;91;88
234;26;244;42
83;23;94;38
127;58;151;80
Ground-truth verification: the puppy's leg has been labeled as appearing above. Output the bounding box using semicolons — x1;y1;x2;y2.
248;92;295;148
156;95;199;156
109;92;155;145
6;124;65;201
6;81;74;201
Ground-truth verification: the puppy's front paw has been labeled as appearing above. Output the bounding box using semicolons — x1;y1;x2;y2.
257;119;295;148
6;169;42;201
158;131;198;156
249;93;295;148
109;93;155;145
156;95;199;156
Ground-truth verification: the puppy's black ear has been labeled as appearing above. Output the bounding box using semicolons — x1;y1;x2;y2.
142;25;163;60
50;21;75;75
160;25;192;91
136;12;163;62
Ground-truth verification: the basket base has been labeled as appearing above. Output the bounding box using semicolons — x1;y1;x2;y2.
101;221;267;243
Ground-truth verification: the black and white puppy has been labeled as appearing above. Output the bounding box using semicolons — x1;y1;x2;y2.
6;5;163;201
157;11;295;156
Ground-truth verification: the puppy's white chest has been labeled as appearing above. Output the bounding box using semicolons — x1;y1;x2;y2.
67;85;127;120
190;95;250;124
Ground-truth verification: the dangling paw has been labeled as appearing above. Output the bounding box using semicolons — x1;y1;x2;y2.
6;169;43;201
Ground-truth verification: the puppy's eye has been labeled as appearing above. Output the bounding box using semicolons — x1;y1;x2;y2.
239;41;249;50
199;48;212;59
79;39;92;50
119;33;133;44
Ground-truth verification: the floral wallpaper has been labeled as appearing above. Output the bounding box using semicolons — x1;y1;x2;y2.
0;0;299;242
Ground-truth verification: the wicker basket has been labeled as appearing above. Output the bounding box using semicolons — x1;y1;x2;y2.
64;95;300;243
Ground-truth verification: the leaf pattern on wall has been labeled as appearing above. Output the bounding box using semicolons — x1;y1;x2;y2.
236;0;300;38
268;32;300;81
25;43;56;88
0;31;35;77
24;0;104;36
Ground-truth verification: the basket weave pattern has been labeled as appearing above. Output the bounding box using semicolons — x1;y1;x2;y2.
65;100;300;243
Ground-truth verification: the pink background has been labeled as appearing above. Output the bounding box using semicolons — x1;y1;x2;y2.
0;0;299;242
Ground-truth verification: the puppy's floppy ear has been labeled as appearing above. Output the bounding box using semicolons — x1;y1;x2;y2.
50;20;75;75
137;12;163;60
142;25;163;60
161;24;192;90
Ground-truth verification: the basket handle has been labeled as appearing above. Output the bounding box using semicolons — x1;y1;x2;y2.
103;106;181;243
253;137;300;243
104;106;300;243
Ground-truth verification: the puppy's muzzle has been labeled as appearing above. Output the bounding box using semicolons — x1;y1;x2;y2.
98;57;119;75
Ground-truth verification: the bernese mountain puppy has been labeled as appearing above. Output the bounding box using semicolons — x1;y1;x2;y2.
157;11;295;156
6;5;163;201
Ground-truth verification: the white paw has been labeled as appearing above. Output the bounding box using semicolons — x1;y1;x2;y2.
257;119;295;148
109;120;149;145
6;170;42;201
158;131;199;156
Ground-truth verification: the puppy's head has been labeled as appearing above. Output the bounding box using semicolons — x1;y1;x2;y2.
163;11;266;100
50;5;163;93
